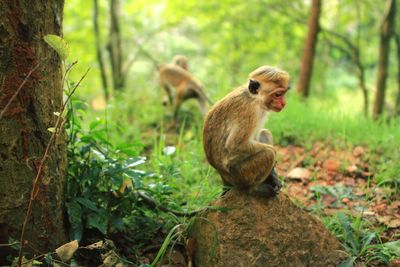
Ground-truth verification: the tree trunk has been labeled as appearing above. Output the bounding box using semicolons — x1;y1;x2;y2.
373;0;396;119
296;0;322;98
93;0;110;100
0;0;67;263
395;34;400;116
108;0;124;91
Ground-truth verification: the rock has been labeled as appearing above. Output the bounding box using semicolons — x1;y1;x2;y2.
190;189;346;267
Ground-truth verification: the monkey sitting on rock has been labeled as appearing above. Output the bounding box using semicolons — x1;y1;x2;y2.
202;65;290;197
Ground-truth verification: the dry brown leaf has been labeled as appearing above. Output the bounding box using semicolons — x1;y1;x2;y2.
345;165;358;176
323;159;341;173
322;194;337;207
377;216;400;228
389;258;400;267
85;240;103;249
361;171;374;178
373;203;388;214
55;240;79;262
352;146;365;157
286;167;312;182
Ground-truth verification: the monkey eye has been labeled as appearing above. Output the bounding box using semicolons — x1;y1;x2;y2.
274;92;283;98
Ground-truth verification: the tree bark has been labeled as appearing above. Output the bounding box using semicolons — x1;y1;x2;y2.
373;0;396;119
93;0;110;100
0;0;67;263
296;0;322;98
395;35;400;116
108;0;124;91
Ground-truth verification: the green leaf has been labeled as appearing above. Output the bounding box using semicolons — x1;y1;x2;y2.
87;212;108;234
65;200;83;241
76;197;99;212
43;34;69;60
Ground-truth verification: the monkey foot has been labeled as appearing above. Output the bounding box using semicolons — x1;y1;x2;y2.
250;183;280;198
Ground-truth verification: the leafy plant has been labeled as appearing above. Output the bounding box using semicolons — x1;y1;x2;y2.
324;212;387;265
311;185;355;207
65;101;168;250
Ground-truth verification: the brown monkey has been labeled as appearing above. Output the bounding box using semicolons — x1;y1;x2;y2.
171;54;189;70
158;57;212;118
202;65;290;196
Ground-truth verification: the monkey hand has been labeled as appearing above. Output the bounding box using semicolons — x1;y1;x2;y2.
266;167;282;193
250;167;281;198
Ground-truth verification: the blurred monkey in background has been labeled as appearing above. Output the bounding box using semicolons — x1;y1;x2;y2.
158;55;212;118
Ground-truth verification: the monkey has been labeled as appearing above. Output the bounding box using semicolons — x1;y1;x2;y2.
157;56;212;118
202;65;290;197
171;54;189;70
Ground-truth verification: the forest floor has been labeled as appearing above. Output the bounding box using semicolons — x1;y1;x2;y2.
277;143;400;243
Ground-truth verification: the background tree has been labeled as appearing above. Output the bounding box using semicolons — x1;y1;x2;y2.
373;0;396;119
93;0;110;100
395;33;400;116
108;0;124;91
0;0;67;263
296;0;322;97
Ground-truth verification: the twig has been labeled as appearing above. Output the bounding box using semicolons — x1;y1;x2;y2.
0;64;40;120
18;68;90;267
0;241;19;247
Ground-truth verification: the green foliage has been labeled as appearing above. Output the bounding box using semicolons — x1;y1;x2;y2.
43;34;70;60
311;185;354;208
324;212;398;265
65;100;167;247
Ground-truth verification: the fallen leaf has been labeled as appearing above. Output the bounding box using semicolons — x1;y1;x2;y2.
389;258;400;267
345;165;358;175
361;171;374;178
377;216;400;228
85;240;103;249
342;198;350;204
353;146;365;157
286;167;312;182
323;159;341;173
56;240;79;262
373;203;388;214
322;194;337;207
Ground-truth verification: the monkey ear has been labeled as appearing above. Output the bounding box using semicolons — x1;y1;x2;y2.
248;79;260;94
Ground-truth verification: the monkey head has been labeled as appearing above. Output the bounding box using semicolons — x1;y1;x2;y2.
248;65;290;112
172;54;189;70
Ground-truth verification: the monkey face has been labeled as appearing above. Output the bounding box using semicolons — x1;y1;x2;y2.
255;81;289;112
266;87;288;112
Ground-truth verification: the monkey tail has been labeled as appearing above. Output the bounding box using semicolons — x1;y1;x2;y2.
198;87;213;105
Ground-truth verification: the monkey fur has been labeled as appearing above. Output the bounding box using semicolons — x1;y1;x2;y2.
158;56;212;118
202;65;290;197
171;54;189;70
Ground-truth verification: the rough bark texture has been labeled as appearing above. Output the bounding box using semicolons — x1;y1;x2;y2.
373;0;396;119
190;190;347;267
0;0;67;263
296;0;321;98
